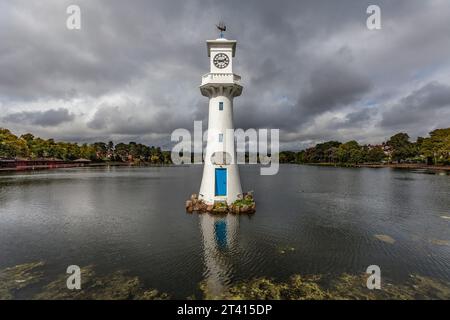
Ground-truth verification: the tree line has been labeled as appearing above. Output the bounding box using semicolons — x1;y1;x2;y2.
1;127;449;166
279;128;450;165
0;128;171;164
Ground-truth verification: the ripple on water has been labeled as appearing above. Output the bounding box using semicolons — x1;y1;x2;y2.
1;165;450;298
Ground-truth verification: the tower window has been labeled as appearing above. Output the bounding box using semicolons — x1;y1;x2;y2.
219;102;223;110
219;133;223;142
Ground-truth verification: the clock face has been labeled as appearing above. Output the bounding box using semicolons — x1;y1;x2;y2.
213;53;229;69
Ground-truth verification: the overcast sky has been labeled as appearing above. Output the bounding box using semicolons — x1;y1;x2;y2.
1;0;450;150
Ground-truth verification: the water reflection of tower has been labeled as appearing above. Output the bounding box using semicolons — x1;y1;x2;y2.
199;213;239;297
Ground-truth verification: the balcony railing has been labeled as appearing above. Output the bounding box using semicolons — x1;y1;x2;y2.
201;73;241;86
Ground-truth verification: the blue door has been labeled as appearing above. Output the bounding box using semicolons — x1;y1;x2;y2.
215;168;227;196
215;220;227;250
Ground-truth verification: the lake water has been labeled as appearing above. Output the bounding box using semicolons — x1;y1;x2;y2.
1;165;449;299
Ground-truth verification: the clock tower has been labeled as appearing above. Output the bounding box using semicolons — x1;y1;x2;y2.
198;32;243;205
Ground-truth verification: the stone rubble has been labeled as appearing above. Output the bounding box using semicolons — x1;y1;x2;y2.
185;192;255;214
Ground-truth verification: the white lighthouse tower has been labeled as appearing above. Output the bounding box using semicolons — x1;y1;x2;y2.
198;27;243;205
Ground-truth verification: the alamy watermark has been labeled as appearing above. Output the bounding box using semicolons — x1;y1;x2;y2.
366;265;381;290
171;121;279;175
66;5;81;30
65;5;381;31
66;265;81;290
366;5;381;30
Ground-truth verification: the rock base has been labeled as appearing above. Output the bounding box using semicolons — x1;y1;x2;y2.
185;192;256;214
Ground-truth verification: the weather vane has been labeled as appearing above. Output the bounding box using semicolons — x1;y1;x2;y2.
216;21;226;38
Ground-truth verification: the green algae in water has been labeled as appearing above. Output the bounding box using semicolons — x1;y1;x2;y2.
0;262;169;300
2;262;450;300
34;266;169;300
200;273;450;300
0;261;45;300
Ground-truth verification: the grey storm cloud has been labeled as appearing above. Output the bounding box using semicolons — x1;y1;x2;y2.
234;59;371;130
298;63;371;119
3;108;75;127
0;0;450;148
345;108;376;124
87;101;198;135
380;81;450;134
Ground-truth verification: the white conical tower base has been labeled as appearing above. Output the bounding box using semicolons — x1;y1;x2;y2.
198;92;242;205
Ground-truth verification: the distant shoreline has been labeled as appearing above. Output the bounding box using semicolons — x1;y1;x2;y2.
1;159;450;173
298;162;450;171
0;160;173;172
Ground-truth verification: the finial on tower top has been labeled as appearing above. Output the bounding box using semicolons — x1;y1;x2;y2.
216;21;226;38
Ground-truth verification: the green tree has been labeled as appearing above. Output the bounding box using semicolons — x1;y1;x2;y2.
386;133;416;162
279;151;297;163
0;129;29;158
419;128;450;165
296;150;306;164
367;146;385;162
93;142;108;159
115;143;129;161
161;151;172;164
336;140;361;163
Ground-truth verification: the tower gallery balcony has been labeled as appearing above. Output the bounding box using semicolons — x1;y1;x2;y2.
201;73;241;86
200;73;242;97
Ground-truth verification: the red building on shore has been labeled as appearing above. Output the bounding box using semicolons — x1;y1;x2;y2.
0;158;91;171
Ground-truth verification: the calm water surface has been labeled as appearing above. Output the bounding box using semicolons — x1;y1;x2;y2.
1;165;449;298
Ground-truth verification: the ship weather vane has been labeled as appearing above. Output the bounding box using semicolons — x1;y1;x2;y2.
216;21;226;38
